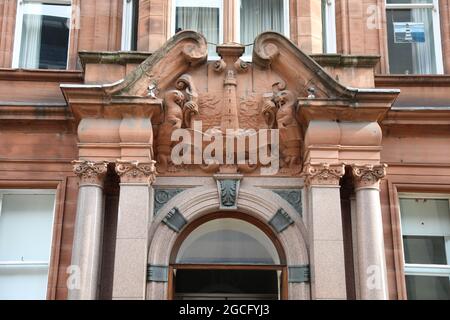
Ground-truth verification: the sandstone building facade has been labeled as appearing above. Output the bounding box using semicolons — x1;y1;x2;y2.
0;0;449;300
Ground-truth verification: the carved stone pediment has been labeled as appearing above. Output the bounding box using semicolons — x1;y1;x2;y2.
62;30;399;176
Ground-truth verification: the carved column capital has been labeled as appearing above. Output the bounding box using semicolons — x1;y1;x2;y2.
72;160;109;187
304;163;345;187
115;160;157;185
352;164;387;190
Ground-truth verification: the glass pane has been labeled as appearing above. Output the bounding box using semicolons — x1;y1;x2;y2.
387;0;432;3
406;275;450;300
19;2;71;69
240;0;284;55
175;270;278;298
386;6;436;74
400;198;450;237
0;193;55;262
403;236;447;264
176;219;280;264
322;0;327;53
0;265;49;300
175;7;220;56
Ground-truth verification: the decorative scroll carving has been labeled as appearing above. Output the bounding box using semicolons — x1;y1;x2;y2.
107;31;208;97
234;59;249;73
304;163;345;186
175;74;200;128
72;160;109;187
352;164;387;189
115;160;157;184
253;42;280;68
213;59;227;73
182;42;208;66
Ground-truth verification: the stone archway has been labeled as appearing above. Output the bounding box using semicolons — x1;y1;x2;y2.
145;185;310;300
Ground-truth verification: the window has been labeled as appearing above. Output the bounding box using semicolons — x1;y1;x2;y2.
399;194;450;300
171;0;223;57
0;190;56;300
176;218;280;264
121;0;139;51
386;0;443;74
12;0;71;70
238;0;290;57
322;0;337;53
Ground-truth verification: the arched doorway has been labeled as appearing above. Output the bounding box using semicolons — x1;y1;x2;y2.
168;212;288;300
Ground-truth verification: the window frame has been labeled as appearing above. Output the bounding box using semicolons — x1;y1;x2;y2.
398;192;450;299
236;0;290;61
0;189;57;300
121;0;138;51
385;0;444;74
322;0;337;54
12;0;72;70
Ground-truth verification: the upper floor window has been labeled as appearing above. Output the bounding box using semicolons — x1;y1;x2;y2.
12;0;72;70
121;0;139;51
399;194;450;300
0;190;56;300
386;0;443;74
172;0;223;57
238;0;290;56
170;0;289;59
322;0;337;54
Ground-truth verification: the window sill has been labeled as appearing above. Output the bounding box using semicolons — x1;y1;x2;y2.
0;68;83;82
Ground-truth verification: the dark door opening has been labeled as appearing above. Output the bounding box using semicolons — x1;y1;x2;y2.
174;269;279;300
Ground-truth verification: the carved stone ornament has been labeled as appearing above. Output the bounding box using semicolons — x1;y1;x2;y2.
115;160;157;184
304;163;345;186
72;160;109;187
352;164;387;189
261;81;302;174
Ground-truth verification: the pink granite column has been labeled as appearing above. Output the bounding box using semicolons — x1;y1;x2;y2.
69;160;108;300
112;160;157;300
352;164;388;300
304;163;347;300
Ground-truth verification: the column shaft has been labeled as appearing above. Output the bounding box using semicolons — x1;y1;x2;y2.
112;160;156;300
304;163;347;300
353;164;388;300
69;161;108;300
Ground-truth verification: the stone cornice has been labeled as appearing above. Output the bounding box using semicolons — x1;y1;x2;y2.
311;54;381;68
115;160;157;185
352;164;387;189
72;160;109;187
78;51;152;70
303;163;345;187
0;68;83;82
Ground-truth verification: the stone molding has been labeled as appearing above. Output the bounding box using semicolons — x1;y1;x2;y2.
352;164;387;190
72;160;109;187
115;160;157;185
303;163;345;187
